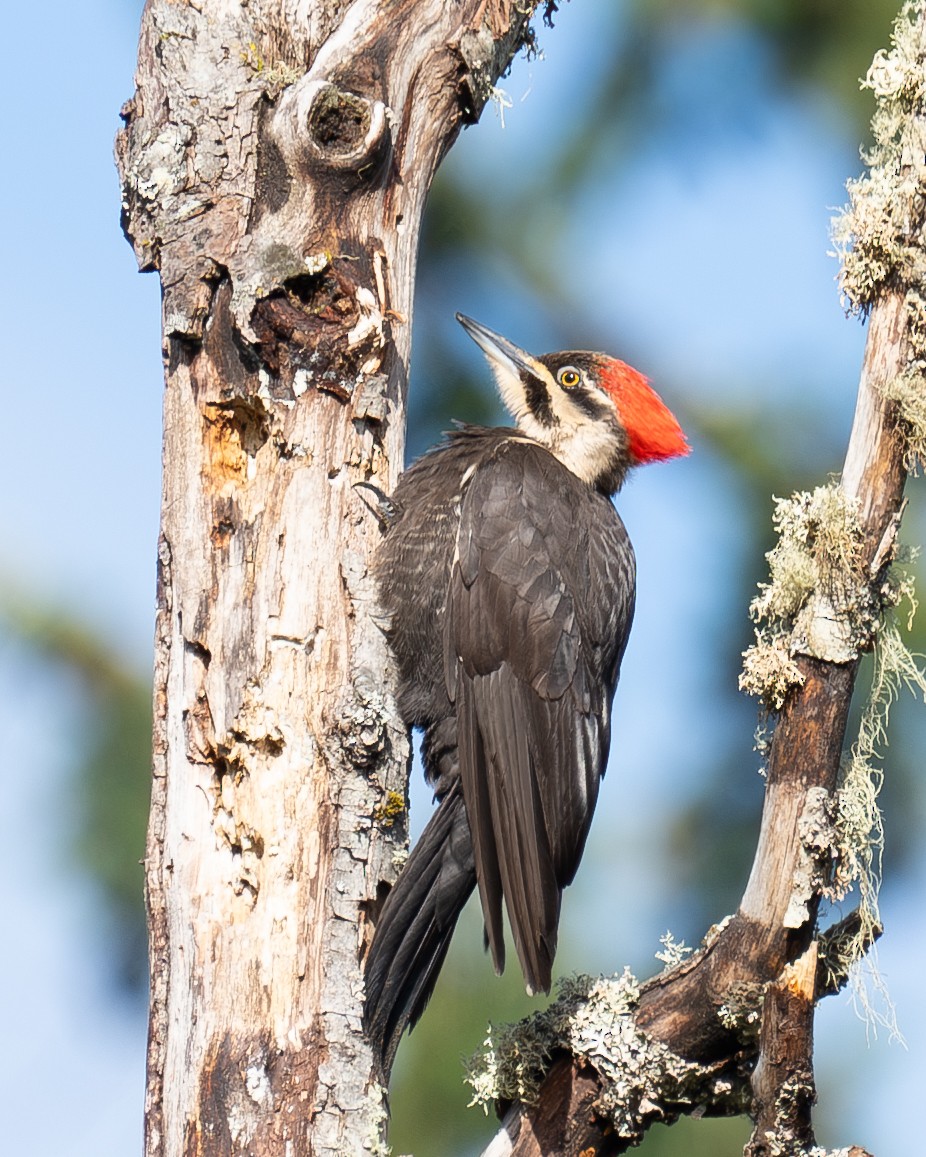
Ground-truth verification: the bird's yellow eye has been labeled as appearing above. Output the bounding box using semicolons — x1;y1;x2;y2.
558;367;581;389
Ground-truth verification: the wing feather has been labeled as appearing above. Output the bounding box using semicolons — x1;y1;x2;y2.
457;677;506;974
472;669;558;993
445;440;634;992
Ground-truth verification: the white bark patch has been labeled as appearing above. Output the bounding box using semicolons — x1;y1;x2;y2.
792;592;860;664
246;1064;273;1106
784;787;838;930
347;286;386;372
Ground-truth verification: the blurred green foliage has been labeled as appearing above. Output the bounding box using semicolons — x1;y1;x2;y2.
638;0;901;121
1;593;151;989
11;1;926;1154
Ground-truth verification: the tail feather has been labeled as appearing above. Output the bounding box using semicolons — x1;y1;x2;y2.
364;785;476;1074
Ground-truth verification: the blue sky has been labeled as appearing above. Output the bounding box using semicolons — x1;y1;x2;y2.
0;3;921;1155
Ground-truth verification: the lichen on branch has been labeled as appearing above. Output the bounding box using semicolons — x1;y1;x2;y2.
739;485;875;709
835;3;926;311
834;1;926;465
466;970;740;1143
737;482;925;1027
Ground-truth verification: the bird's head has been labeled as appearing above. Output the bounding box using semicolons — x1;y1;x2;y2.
457;313;689;494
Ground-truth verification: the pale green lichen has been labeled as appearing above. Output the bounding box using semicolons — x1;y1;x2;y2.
824;580;925;1038
740;635;805;712
833;3;926;310
240;41;302;94
780;547;915;1039
362;1081;392;1156
739;486;874;709
466;970;732;1141
488;84;514;128
654;930;693;968
807;1149;864;1157
880;365;926;468
717;982;764;1042
740;497;924;1038
833;3;926;467
786;787;841;930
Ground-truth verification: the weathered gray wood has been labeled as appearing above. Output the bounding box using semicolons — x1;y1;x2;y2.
117;2;543;1153
842;290;909;546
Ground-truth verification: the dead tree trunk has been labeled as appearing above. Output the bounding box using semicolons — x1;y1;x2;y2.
116;3;546;1153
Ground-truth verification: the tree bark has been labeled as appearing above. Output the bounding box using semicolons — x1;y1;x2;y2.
117;3;544;1153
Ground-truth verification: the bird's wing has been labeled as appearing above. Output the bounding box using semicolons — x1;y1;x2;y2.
444;441;634;994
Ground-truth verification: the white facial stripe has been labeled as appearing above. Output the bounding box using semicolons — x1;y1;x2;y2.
483;354;553;427
542;377;618;484
484;353;621;486
548;375;591;424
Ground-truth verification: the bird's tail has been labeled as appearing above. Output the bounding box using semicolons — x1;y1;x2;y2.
364;783;476;1074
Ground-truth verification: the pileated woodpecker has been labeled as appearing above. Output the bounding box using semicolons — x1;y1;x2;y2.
364;314;689;1071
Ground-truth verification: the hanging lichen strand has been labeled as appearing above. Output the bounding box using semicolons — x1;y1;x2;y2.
829;1;926;1007
743;518;919;1021
829;571;925;1025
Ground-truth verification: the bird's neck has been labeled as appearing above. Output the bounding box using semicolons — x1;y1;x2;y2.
513;415;628;495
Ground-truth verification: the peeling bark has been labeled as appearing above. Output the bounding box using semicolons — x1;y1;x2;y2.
118;2;543;1153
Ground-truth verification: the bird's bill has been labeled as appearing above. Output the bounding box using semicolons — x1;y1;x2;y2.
455;313;546;382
